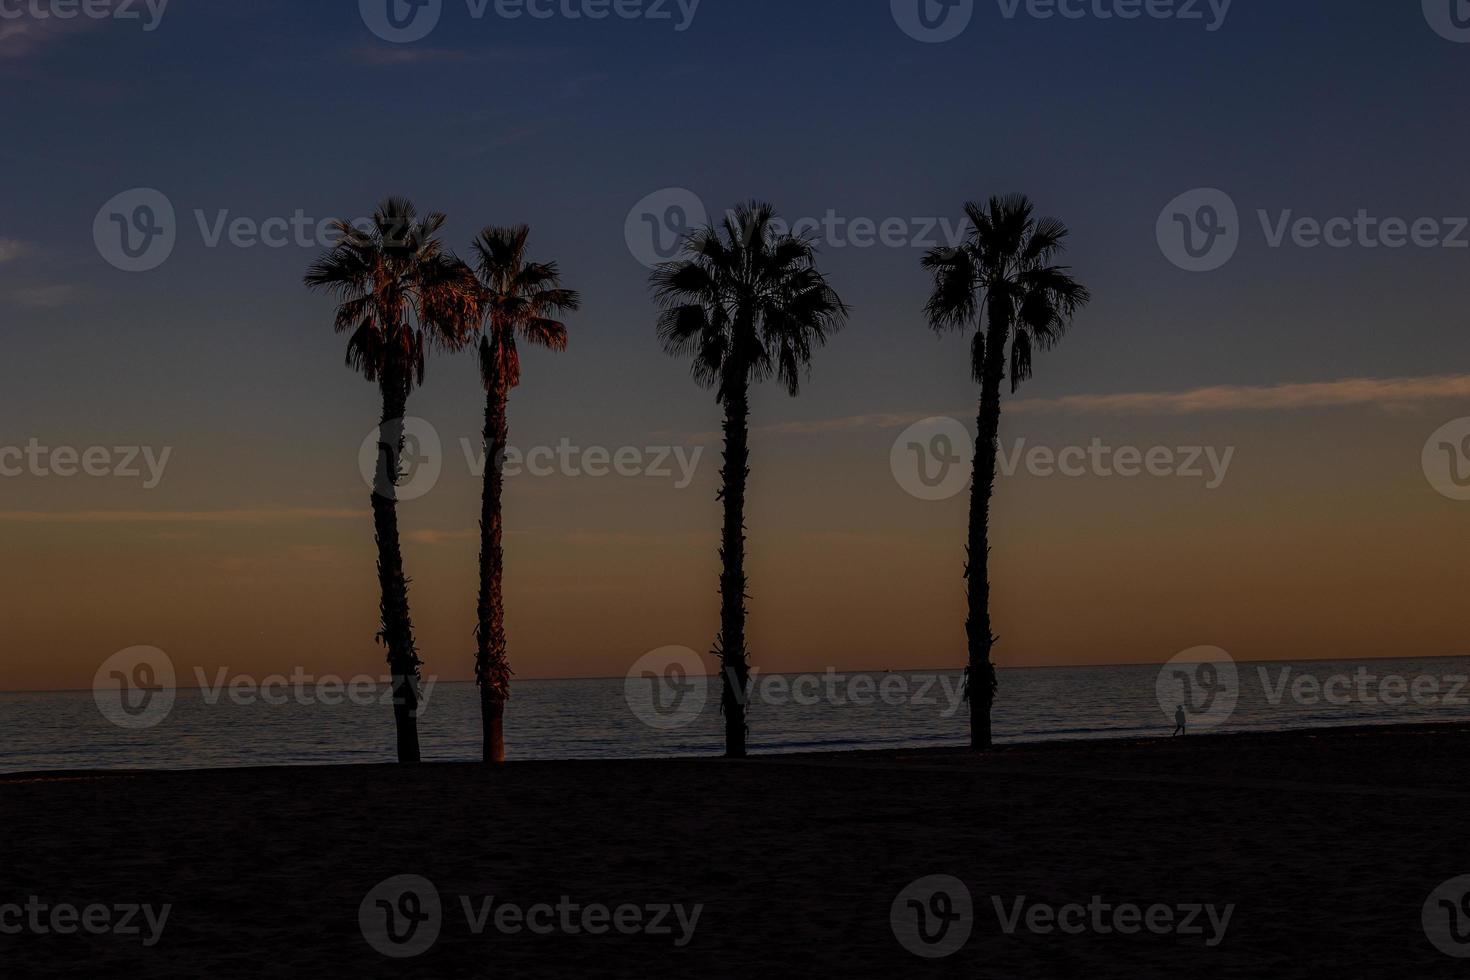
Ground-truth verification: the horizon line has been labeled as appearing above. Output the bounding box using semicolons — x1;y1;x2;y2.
8;650;1468;696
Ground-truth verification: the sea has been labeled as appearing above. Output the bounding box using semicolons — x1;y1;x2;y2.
2;656;1468;772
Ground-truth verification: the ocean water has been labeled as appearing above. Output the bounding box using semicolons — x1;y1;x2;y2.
2;657;1468;773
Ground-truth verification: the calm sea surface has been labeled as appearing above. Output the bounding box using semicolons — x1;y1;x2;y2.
3;657;1468;772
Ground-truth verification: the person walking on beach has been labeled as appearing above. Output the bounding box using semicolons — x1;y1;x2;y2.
1173;705;1187;737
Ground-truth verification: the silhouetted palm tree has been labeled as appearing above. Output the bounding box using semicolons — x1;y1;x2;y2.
468;225;580;763
652;201;848;758
304;197;479;763
922;194;1090;751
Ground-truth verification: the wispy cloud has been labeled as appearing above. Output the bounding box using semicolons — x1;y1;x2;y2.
1009;374;1470;416
0;509;367;525
5;284;83;309
0;16;98;60
345;42;554;68
759;413;928;436
346;44;478;67
675;374;1470;441
0;238;35;264
404;529;478;545
676;412;930;446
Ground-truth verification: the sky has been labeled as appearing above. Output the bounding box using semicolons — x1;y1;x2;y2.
2;0;1469;691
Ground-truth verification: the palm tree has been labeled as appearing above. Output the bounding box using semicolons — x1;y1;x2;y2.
468;225;580;763
304;197;480;763
651;201;848;758
921;194;1090;750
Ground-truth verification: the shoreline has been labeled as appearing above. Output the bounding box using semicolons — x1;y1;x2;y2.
5;718;1469;781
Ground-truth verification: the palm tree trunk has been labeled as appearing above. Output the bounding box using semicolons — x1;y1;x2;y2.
966;318;1009;751
717;376;751;758
476;374;511;764
373;377;423;764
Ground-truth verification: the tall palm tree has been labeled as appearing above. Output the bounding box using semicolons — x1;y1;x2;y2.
304;197;479;763
922;194;1090;751
468;224;580;764
651;201;848;758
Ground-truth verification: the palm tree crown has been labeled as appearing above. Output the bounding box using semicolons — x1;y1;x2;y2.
471;224;580;391
651;201;848;401
922;194;1090;390
304;197;480;392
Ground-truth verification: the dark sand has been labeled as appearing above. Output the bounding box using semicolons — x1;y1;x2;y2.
3;723;1468;978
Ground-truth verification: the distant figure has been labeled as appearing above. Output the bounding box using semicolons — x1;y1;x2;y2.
1173;705;1187;737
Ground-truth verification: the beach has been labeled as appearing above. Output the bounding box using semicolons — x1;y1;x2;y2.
3;723;1466;978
